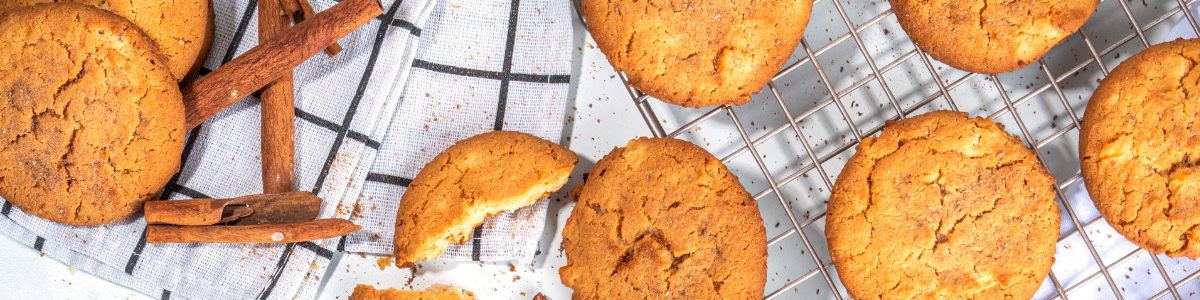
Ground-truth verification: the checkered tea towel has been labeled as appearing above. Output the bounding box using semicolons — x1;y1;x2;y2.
0;0;573;299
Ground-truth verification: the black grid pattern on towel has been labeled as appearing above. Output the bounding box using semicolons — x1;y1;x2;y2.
352;0;571;262
123;0;261;277
0;0;572;298
259;0;409;299
111;0;420;299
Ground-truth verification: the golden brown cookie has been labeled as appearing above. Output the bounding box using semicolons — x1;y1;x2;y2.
392;131;577;266
0;0;215;82
890;0;1098;74
826;111;1060;299
581;0;812;107
1080;38;1200;259
559;138;767;299
0;3;186;226
188;0;215;82
349;284;475;300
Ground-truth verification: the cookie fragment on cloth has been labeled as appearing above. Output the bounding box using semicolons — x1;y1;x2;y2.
392;131;577;267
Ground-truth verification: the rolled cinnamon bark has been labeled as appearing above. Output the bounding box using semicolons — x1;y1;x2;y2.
259;0;298;194
296;0;344;56
182;0;381;128
144;191;320;226
147;218;361;244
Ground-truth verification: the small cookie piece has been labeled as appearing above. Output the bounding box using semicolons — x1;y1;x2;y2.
1080;38;1200;259
393;131;577;266
581;0;813;107
890;0;1098;74
0;0;215;81
826;111;1060;299
0;3;186;226
560;138;768;299
349;284;475;300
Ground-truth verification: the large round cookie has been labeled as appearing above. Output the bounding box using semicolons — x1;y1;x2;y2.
581;0;812;107
1080;38;1200;259
0;3;186;225
0;0;215;82
349;284;475;300
826;111;1060;299
890;0;1098;74
560;138;767;299
393;131;577;266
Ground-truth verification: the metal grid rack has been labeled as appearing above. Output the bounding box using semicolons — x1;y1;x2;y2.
576;0;1200;299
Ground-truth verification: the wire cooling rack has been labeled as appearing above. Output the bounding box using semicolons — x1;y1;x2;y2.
575;0;1200;299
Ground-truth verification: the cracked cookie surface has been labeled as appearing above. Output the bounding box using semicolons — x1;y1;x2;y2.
826;111;1060;299
0;0;214;82
1080;38;1200;259
0;3;186;226
348;284;475;300
890;0;1097;74
581;0;812;107
559;137;767;299
393;131;577;266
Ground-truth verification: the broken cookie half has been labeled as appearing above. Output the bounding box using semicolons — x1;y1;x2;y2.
393;131;578;267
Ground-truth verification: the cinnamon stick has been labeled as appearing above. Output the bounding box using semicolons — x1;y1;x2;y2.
144;191;321;226
296;0;344;57
278;0;302;17
182;0;382;129
227;192;321;225
144;198;251;226
147;218;361;244
259;0;297;194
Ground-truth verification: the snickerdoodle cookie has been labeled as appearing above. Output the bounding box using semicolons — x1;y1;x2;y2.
0;0;215;81
827;111;1060;299
349;284;475;300
560;137;768;299
392;131;577;266
582;0;813;107
0;3;187;225
1081;38;1200;259
890;0;1098;74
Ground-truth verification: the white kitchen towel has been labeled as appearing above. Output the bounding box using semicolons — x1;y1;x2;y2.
339;0;573;261
0;0;573;299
